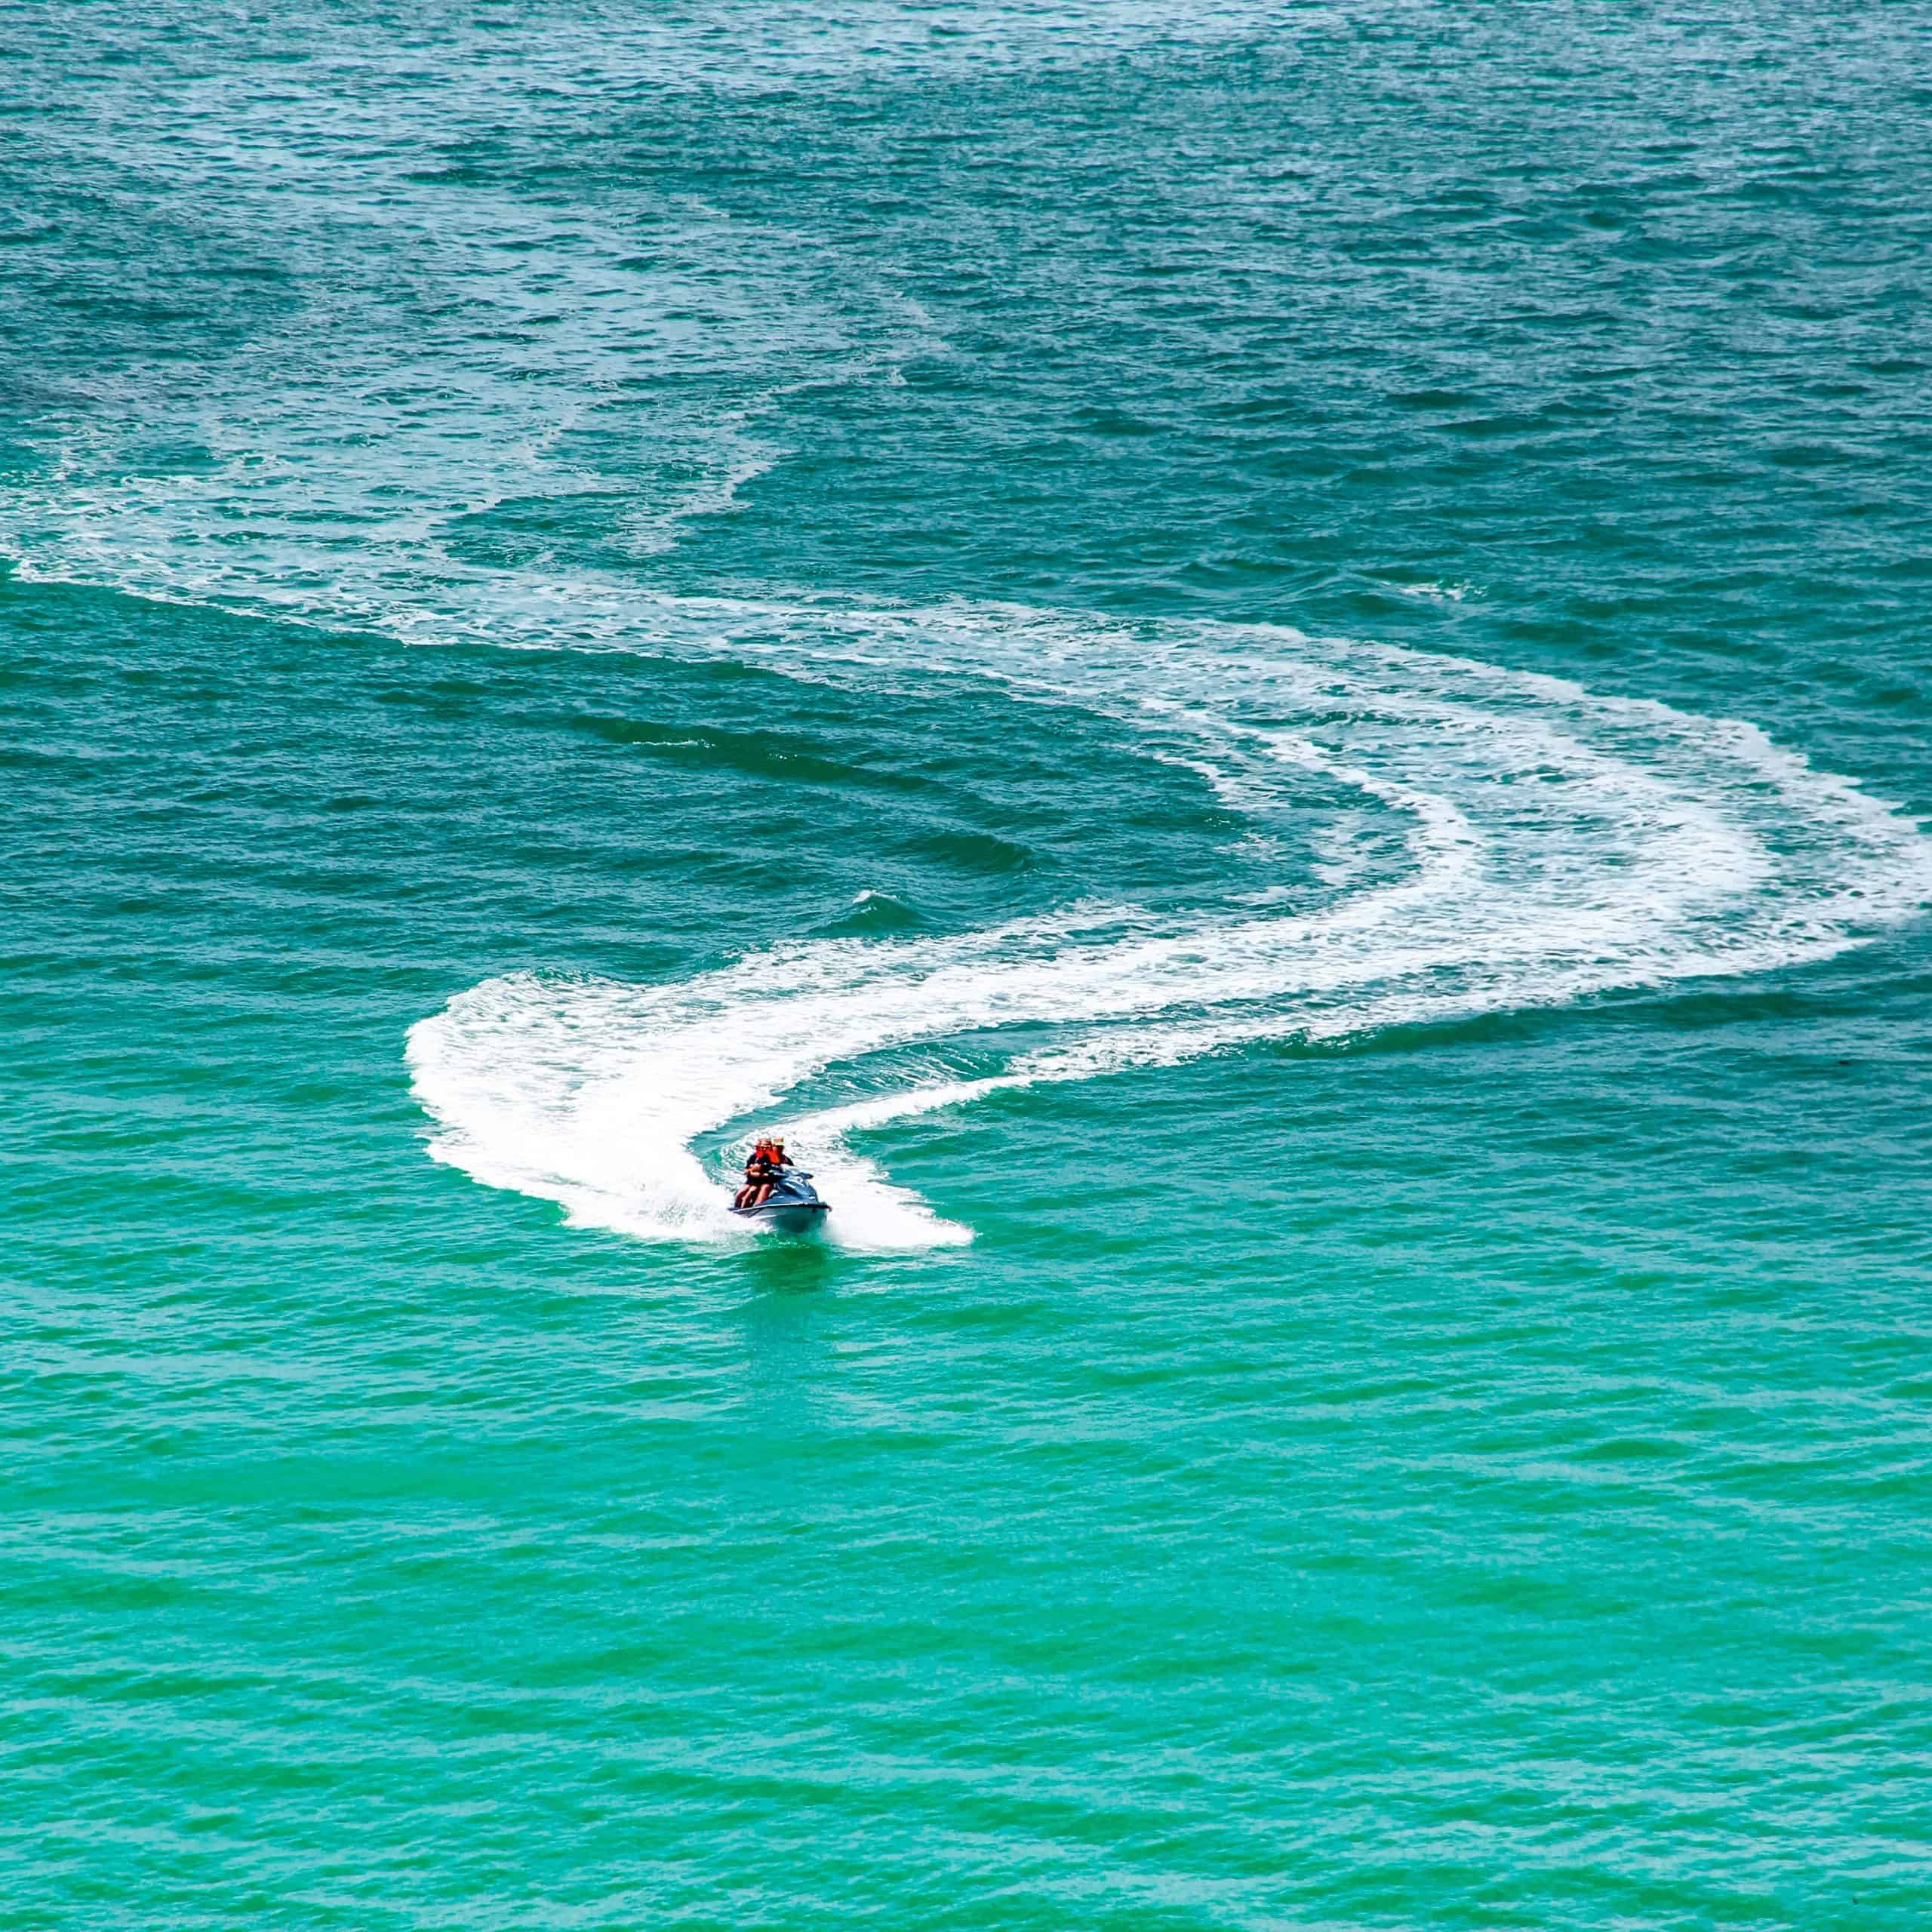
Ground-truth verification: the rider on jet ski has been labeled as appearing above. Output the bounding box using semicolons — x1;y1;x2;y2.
734;1137;791;1211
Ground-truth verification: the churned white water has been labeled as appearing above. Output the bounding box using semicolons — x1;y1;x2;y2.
402;596;1932;1249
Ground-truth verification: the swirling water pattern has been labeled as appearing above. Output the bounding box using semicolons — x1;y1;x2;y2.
4;5;1931;1927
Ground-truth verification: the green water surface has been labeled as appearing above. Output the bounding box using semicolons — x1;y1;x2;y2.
4;5;1930;1927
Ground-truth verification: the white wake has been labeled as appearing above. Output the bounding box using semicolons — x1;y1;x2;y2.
10;3;1926;1250
398;597;1931;1250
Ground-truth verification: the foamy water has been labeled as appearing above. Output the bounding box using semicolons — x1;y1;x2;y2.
402;596;1932;1248
8;429;1924;1251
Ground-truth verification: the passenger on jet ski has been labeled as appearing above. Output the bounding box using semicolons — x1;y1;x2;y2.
729;1139;828;1232
734;1137;790;1211
733;1140;774;1210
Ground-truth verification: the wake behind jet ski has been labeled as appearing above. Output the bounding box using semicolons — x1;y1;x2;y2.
731;1137;829;1235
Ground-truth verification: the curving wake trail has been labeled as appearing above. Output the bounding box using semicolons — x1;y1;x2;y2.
403;598;1932;1251
0;384;1920;1248
4;0;1924;1257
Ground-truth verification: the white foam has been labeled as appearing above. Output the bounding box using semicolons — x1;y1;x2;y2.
1392;579;1477;602
14;470;1928;1241
8;470;1927;1250
5;94;1927;1251
14;3;1927;1253
387;592;1932;1250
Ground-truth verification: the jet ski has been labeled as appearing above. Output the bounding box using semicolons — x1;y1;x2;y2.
730;1165;830;1236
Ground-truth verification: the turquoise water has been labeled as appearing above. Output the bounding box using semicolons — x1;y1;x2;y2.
7;5;1932;1924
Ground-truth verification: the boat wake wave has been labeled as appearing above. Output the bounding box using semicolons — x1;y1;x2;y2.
6;458;1927;1247
5;457;1927;1247
396;595;1930;1250
7;0;1926;1249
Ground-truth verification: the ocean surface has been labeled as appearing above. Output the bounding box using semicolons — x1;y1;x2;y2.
5;5;1932;1925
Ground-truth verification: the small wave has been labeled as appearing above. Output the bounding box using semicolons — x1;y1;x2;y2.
817;890;927;937
1392;579;1478;602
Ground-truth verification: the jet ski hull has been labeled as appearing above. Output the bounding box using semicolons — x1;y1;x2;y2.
728;1166;831;1236
731;1200;830;1236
